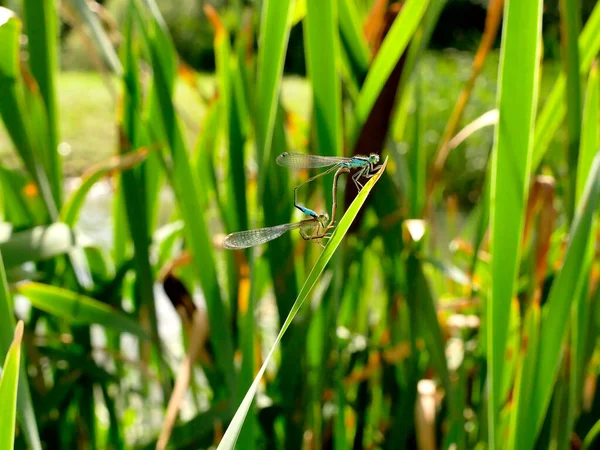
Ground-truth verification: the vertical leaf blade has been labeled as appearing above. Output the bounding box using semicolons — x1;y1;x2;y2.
487;0;543;444
352;0;430;144
256;0;295;170
530;152;600;436
0;321;23;450
23;0;61;206
0;250;40;450
305;0;342;158
533;2;600;169
559;0;582;221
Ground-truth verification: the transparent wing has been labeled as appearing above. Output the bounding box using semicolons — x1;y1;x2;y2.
276;152;350;169
223;222;302;249
299;220;322;236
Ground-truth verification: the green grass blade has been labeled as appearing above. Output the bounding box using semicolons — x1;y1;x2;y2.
532;2;600;170
0;9;57;219
352;0;429;145
60;148;150;227
487;0;543;444
22;0;61;207
207;6;248;232
66;0;123;75
576;64;599;202
256;0;295;172
305;0;341;158
338;0;370;80
507;303;540;450
559;0;583;221
572;64;599;425
0;223;91;268
530;151;600;436
0;321;23;450
582;419;600;450
0;251;40;450
136;1;236;389
216;159;388;450
16;282;150;340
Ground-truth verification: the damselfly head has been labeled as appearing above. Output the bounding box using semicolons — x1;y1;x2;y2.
318;213;329;227
369;153;380;164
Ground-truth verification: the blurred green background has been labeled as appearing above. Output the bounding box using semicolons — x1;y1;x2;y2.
1;0;600;449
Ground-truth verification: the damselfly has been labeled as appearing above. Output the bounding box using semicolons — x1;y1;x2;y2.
276;152;380;216
223;167;349;249
222;213;329;249
276;152;380;191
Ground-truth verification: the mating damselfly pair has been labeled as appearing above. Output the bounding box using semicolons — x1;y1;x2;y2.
222;152;381;249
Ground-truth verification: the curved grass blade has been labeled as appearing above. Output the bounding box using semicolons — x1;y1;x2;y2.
582;419;600;450
15;282;149;340
352;0;429;144
487;0;542;444
0;321;24;450
0;251;40;450
60;147;151;227
216;158;388;450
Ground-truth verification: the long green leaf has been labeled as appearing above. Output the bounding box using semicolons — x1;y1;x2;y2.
0;251;40;450
207;6;248;233
16;282;150;340
66;0;123;75
572;64;599;426
338;0;370;80
216;159;388;450
23;0;61;206
576;64;599;202
0;8;57;219
60;148;151;227
532;2;600;169
507;303;540;450
0;321;23;450
530;151;600;436
256;0;295;173
120;1;169;396
583;419;600;450
136;1;235;390
559;0;582;221
305;0;341;158
352;0;430;144
487;0;542;445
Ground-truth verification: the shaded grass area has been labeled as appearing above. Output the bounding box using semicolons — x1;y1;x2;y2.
0;51;559;184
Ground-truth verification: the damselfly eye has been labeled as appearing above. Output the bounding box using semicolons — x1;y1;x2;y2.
370;153;380;163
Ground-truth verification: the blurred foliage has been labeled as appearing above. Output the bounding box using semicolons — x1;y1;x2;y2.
1;0;600;449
